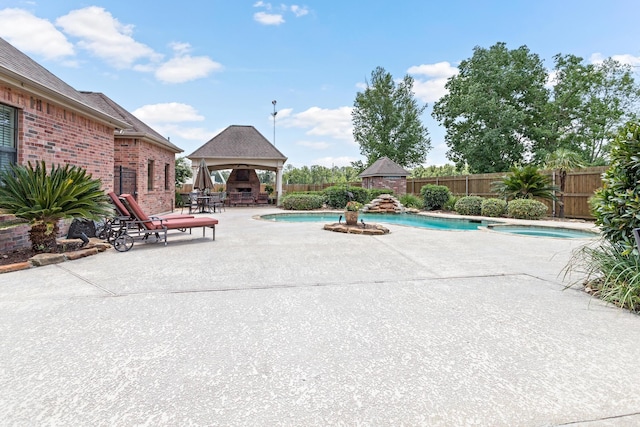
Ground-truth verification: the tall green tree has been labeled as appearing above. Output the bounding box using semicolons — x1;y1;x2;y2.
352;66;431;168
543;55;640;164
175;157;192;188
432;42;549;173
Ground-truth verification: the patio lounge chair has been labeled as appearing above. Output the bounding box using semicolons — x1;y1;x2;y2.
108;192;194;221
119;193;218;245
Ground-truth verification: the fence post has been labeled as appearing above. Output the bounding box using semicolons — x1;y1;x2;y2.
465;175;469;196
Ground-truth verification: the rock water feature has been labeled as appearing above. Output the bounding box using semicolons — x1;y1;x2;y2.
323;194;403;235
362;194;404;213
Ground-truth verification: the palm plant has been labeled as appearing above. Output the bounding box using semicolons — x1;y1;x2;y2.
491;164;559;201
544;148;585;218
0;161;113;252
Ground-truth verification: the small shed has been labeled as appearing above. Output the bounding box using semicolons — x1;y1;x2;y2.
359;157;409;196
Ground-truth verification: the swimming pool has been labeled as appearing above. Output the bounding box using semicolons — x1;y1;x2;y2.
260;212;496;231
486;224;599;239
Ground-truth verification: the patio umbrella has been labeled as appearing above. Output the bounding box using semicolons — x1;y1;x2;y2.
194;158;214;191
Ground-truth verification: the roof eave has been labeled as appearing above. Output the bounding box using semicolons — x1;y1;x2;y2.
0;68;129;129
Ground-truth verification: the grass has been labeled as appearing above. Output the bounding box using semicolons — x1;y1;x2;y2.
566;241;640;312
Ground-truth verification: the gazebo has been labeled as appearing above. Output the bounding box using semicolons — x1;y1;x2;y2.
187;125;288;204
359;156;409;196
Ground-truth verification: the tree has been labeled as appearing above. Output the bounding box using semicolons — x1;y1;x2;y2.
409;164;466;178
175;157;192;188
432;42;549;173
544;148;584;218
543;55;640;164
591;121;640;254
0;161;113;252
352;66;431;168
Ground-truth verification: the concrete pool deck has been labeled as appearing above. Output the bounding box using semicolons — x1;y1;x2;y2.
1;207;639;426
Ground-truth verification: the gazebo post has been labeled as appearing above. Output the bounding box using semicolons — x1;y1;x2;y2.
276;165;283;205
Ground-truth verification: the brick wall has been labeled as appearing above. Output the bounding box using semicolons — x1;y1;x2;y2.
363;176;407;196
115;138;176;214
1;84;115;191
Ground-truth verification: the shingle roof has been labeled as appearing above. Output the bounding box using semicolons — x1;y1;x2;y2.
188;125;287;160
0;37;127;128
359;156;409;177
80;92;182;153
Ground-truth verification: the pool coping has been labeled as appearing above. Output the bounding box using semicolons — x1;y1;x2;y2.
255;209;601;234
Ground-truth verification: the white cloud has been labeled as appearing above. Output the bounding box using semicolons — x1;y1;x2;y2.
291;5;309;17
280;106;353;141
297;140;330;150
155;50;222;84
132;103;205;123
611;53;640;66
253;11;285;25
151;124;216;142
56;6;161;69
407;61;458;78
408;61;458;103
0;8;74;60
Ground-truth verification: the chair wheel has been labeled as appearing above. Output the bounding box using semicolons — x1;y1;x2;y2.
113;234;134;252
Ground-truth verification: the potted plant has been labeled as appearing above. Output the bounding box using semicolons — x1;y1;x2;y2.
265;184;274;204
344;201;362;225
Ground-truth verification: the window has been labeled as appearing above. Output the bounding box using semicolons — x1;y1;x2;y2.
164;163;170;190
147;160;154;191
0;104;17;176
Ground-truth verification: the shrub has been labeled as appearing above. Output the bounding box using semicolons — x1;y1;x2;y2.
591;121;640;255
323;185;368;209
399;194;422;209
454;196;483;215
420;184;451;210
491;164;558;201
568;242;640;312
506;199;548;219
481;198;507;217
281;194;325;210
443;195;459;211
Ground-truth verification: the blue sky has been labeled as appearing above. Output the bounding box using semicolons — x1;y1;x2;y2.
1;0;639;169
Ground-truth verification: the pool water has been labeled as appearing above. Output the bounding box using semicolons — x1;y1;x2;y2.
487;225;599;239
260;212;496;231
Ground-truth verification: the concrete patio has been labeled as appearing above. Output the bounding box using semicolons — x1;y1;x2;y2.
1;208;639;426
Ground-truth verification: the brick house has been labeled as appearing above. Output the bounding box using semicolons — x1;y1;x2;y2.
0;37;181;251
359;156;409;196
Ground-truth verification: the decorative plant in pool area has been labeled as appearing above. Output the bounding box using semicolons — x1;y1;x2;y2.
567;121;640;312
492;164;558;202
345;201;362;212
0;161;113;252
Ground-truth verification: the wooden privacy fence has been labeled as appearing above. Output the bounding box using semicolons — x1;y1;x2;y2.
407;166;607;220
282;166;607;220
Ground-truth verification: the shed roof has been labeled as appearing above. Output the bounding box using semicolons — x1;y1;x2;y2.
0;37;128;129
81;92;182;153
359;157;409;177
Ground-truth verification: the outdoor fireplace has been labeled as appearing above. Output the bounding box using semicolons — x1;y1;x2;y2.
226;168;261;194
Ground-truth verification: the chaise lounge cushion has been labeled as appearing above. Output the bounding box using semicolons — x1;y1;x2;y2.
120;194;218;230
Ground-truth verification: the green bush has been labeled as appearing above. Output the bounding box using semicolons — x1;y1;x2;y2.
591;121;640;254
281;194;325;210
323;185;368;208
454;196;483;215
399;194;422;209
443;195;459;211
506;199;548;219
481;198;507;217
420;184;451;210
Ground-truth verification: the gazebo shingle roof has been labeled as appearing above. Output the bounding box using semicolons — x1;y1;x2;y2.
359;156;409;177
189;125;287;160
